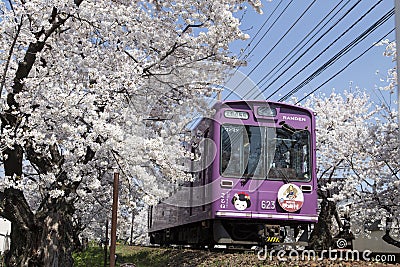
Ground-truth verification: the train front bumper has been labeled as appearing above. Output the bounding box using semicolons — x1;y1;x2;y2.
215;211;318;222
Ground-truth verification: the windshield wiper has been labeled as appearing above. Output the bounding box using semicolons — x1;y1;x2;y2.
279;121;297;134
240;170;255;186
240;176;251;186
275;168;290;184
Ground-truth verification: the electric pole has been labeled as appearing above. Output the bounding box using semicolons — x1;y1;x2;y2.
395;0;400;121
110;171;119;267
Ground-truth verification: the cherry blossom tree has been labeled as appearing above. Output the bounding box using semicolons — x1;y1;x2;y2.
304;91;377;249
0;0;262;265
305;88;399;249
302;39;400;249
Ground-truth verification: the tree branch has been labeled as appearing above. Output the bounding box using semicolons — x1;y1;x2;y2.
0;188;36;231
382;232;400;248
0;17;23;96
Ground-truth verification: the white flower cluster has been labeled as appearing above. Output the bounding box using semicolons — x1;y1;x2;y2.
305;88;399;239
375;39;397;93
0;0;264;245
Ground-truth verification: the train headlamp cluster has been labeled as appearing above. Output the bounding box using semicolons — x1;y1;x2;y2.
257;106;277;117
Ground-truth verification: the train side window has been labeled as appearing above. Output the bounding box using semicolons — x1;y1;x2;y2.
189;181;193;216
191;130;211;174
202;130;209;211
202;130;209;178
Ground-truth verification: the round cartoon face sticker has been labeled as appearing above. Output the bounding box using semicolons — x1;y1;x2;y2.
232;193;251;211
277;184;304;212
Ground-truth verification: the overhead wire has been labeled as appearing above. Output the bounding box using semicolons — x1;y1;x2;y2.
224;0;317;100
207;0;290;106
245;0;357;99
194;1;393;131
239;0;285;60
222;0;284;89
199;0;291;131
295;29;395;104
223;0;292;100
257;0;387;100
279;8;395;102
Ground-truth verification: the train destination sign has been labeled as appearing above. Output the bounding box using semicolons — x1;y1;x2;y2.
277;183;304;212
224;110;249;120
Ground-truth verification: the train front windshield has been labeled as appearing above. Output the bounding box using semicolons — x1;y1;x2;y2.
220;124;311;181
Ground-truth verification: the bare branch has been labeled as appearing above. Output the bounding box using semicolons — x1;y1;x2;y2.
0;18;23;95
384;160;400;180
181;22;205;35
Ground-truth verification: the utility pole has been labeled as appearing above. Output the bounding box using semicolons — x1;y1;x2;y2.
110;171;119;267
395;0;400;121
130;210;135;246
103;219;108;267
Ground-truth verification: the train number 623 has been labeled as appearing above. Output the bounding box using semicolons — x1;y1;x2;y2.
261;200;276;210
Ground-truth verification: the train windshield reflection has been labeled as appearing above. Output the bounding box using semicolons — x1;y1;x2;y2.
220;124;310;181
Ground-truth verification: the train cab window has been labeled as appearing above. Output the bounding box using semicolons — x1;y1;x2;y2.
221;125;246;176
221;124;275;178
268;128;311;181
220;124;311;181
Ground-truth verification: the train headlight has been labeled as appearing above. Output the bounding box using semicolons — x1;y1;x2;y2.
257;106;277;117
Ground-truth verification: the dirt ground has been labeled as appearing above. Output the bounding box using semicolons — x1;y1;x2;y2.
117;246;400;267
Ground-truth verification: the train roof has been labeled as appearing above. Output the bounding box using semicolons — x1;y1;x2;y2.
187;100;314;131
214;99;307;107
213;100;315;115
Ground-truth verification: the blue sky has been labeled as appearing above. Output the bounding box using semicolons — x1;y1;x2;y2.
2;0;394;107
224;0;396;107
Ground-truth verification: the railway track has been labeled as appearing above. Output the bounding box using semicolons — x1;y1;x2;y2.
143;244;400;264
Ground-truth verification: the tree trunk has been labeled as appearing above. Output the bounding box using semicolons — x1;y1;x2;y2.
39;207;77;266
308;184;344;250
5;218;41;266
383;232;400;248
2;188;80;266
0;3;86;265
309;195;335;250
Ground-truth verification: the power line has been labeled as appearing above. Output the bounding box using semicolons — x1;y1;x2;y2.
224;0;317;100
239;0;285;60
258;0;387;100
240;0;285;60
280;8;394;101
223;0;293;99
279;8;395;102
296;28;395;103
245;0;356;99
207;0;287;106
221;0;285;97
257;0;382;99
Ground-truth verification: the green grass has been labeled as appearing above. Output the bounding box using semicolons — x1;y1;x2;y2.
73;245;288;267
73;245;177;267
73;244;396;267
73;246;105;267
114;246;171;267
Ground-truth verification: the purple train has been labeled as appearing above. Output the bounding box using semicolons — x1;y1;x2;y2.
148;100;318;247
